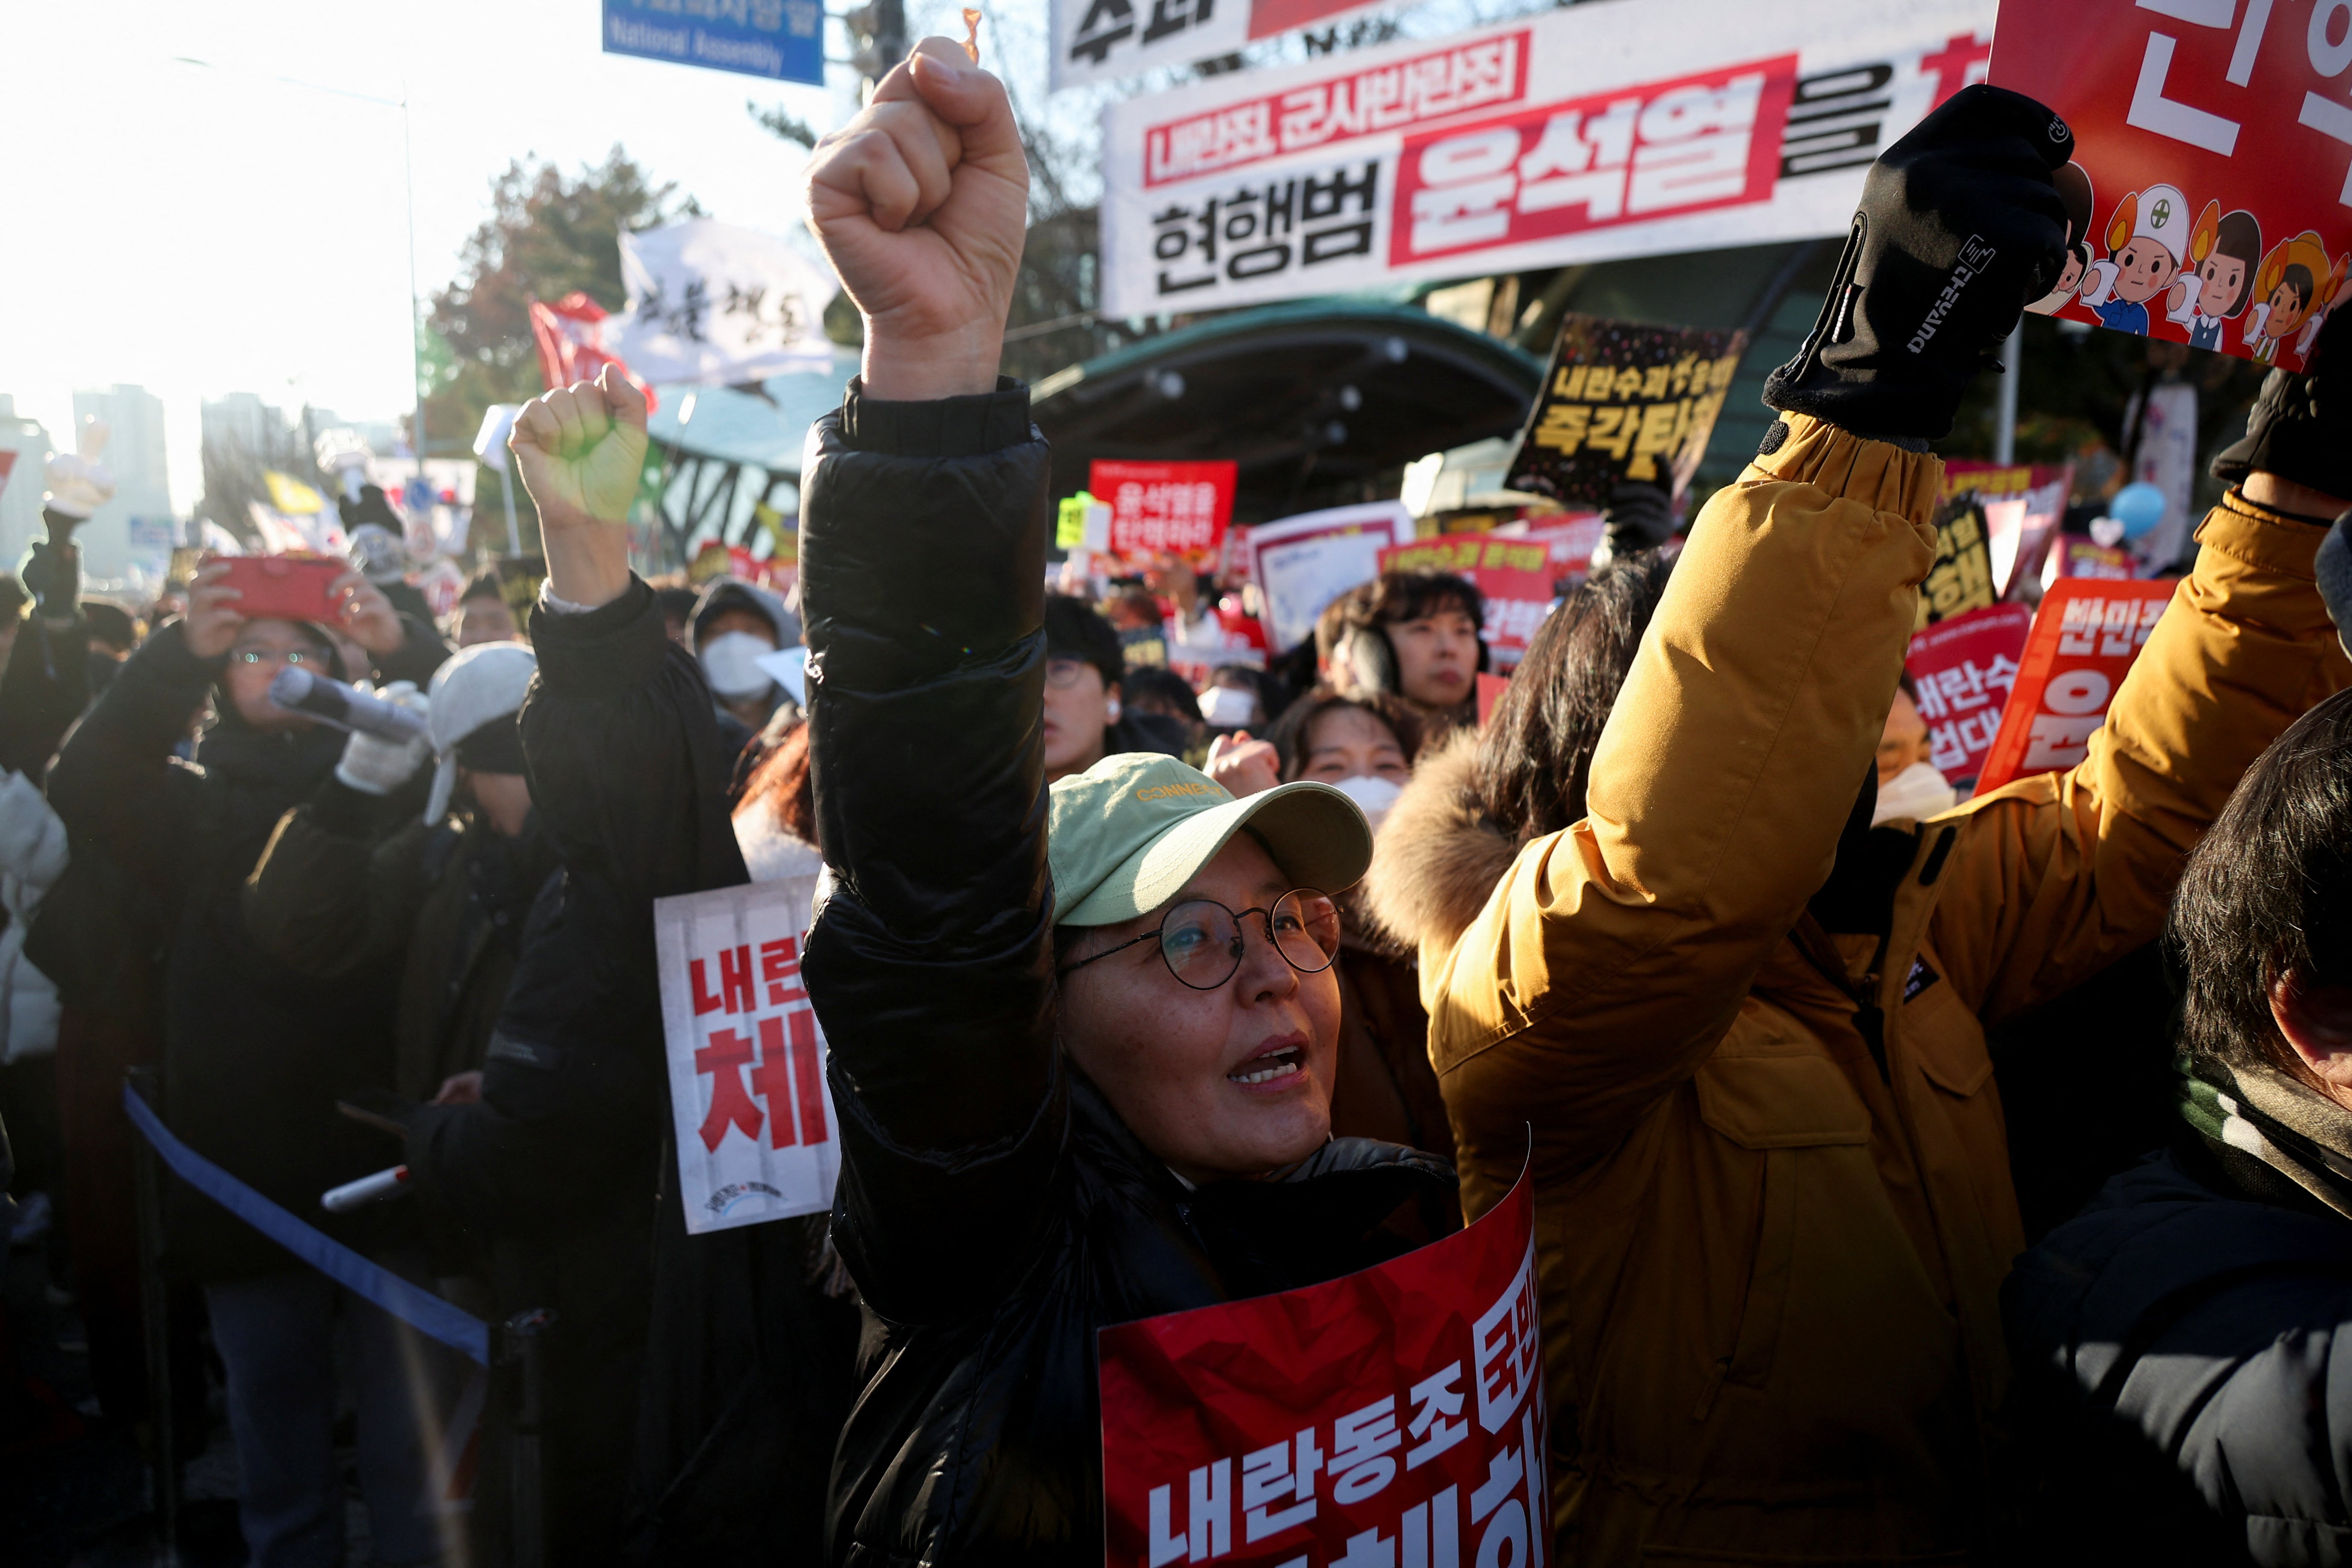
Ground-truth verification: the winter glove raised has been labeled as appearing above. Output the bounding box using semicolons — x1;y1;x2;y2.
332;681;433;795
43;420;115;521
2212;308;2352;501
1764;84;2074;442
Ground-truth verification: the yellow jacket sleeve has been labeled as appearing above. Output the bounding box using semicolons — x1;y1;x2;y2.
1426;416;1938;1190
1931;493;2351;1026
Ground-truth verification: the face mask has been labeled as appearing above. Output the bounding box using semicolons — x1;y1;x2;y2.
1871;760;1958;827
1330;773;1404;830
700;630;777;699
1197;684;1257;728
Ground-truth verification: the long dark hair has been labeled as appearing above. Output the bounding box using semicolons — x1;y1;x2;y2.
1474;549;1676;843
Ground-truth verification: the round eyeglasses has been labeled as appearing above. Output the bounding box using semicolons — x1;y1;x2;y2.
1058;890;1342;992
230;646;316;667
1046;656;1095;690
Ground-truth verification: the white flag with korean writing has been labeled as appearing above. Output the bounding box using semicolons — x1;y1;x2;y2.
611;218;837;387
654;876;839;1235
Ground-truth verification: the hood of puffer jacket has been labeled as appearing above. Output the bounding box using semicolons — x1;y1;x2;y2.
1361;727;1519;959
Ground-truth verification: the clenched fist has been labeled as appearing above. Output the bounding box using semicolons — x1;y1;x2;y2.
509;366;650;609
805;36;1028;401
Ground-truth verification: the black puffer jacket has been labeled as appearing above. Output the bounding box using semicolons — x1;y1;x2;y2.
801;380;1455;1568
45;620;446;1279
2004;1134;2352;1565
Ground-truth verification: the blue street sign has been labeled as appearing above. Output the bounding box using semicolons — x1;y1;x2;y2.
603;0;824;85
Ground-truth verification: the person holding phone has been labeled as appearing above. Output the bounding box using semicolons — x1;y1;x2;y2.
44;558;453;1568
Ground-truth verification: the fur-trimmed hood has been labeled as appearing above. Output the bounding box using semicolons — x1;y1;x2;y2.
1361;728;1519;960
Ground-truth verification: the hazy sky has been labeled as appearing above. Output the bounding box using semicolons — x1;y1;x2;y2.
0;0;1029;508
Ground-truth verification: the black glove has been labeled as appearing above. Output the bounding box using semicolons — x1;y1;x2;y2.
19;532;79;623
1599;482;1675;556
2315;509;2352;660
1764;84;2074;442
2211;308;2352;500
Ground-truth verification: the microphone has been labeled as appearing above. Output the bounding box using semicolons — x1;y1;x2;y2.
269;666;429;742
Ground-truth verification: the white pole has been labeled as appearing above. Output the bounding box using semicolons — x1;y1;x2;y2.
1994;322;2022;465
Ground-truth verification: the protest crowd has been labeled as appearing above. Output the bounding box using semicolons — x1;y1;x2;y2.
22;18;2352;1568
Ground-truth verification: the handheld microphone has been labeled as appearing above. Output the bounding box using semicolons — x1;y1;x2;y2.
269;666;429;742
322;1165;410;1213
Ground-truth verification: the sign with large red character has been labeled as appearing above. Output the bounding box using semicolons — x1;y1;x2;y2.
1992;0;2352;367
1100;1170;1548;1568
1974;579;2176;796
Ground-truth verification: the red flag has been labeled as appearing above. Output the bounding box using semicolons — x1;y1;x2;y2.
527;293;659;412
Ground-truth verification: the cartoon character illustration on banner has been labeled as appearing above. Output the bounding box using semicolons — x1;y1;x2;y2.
2079;183;2190;336
2245;231;2349;368
2027;163;2095;316
2164;203;2262;353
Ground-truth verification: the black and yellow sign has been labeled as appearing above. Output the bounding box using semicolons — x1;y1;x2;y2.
1506;314;1749;507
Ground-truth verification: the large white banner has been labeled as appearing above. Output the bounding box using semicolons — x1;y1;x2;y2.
654;874;838;1236
1101;0;1997;318
613;218;837;387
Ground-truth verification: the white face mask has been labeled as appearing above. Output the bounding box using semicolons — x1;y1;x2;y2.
1330;773;1404;830
1197;684;1257;729
700;630;778;699
1872;760;1959;827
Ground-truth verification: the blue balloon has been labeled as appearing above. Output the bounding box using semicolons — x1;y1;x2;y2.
2111;482;2166;539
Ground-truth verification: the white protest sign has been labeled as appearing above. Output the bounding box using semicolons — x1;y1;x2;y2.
654;874;837;1235
1099;0;1995;317
612;218;837;387
1246;499;1415;653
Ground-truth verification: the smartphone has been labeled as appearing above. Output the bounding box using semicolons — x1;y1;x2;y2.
209;553;346;625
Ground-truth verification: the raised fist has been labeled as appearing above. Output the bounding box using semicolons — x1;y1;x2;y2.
805;36;1028;401
45;417;115;521
509;366;651;609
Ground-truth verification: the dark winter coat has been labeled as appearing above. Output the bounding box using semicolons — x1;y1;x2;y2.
2005;1133;2352;1565
44;620;446;1279
798;379;1455;1568
451;580;854;1566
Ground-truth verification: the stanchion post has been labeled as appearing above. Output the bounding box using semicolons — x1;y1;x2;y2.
500;1307;555;1568
127;1066;180;1563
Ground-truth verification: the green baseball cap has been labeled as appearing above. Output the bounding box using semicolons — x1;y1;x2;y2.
1049;752;1373;928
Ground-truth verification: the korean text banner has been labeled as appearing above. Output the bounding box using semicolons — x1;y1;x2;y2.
1904;602;2030;785
1246;501;1418;653
1101;0;1997;317
1974;579;2175;796
602;0;823;83
1506;316;1747;506
1992;0;2352;367
653;876;839;1236
1052;0;1389;94
1100;1167;1546;1568
1090;458;1240;563
613;220;837;387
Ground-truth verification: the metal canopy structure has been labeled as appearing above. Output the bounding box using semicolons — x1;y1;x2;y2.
1030;302;1546;523
638;348;859;570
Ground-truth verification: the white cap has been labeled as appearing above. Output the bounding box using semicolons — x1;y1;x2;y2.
423;640;538;824
2132;183;2190;259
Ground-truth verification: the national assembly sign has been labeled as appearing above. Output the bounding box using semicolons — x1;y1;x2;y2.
1100;1169;1547;1568
603;0;823;84
1099;0;1997;317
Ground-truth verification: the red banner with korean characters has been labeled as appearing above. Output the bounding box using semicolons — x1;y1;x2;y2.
1904;602;2031;785
1974;579;2176;796
1091;459;1239;566
1380;536;1557;663
1991;0;2352;367
1100;1168;1547;1568
1392;58;1798;267
653;878;838;1237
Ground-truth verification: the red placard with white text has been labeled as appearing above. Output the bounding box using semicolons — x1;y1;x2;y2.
1905;602;2031;785
1974;579;2176;796
1100;1169;1546;1568
1380;536;1557;661
1991;0;2352;367
1091;460;1239;565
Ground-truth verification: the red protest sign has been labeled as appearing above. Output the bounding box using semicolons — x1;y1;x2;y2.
1090;460;1239;564
1380;537;1557;661
1943;460;2072;599
1477;672;1510;728
1906;602;2031;786
1974;579;2175;796
1991;0;2352;367
1100;1171;1546;1568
